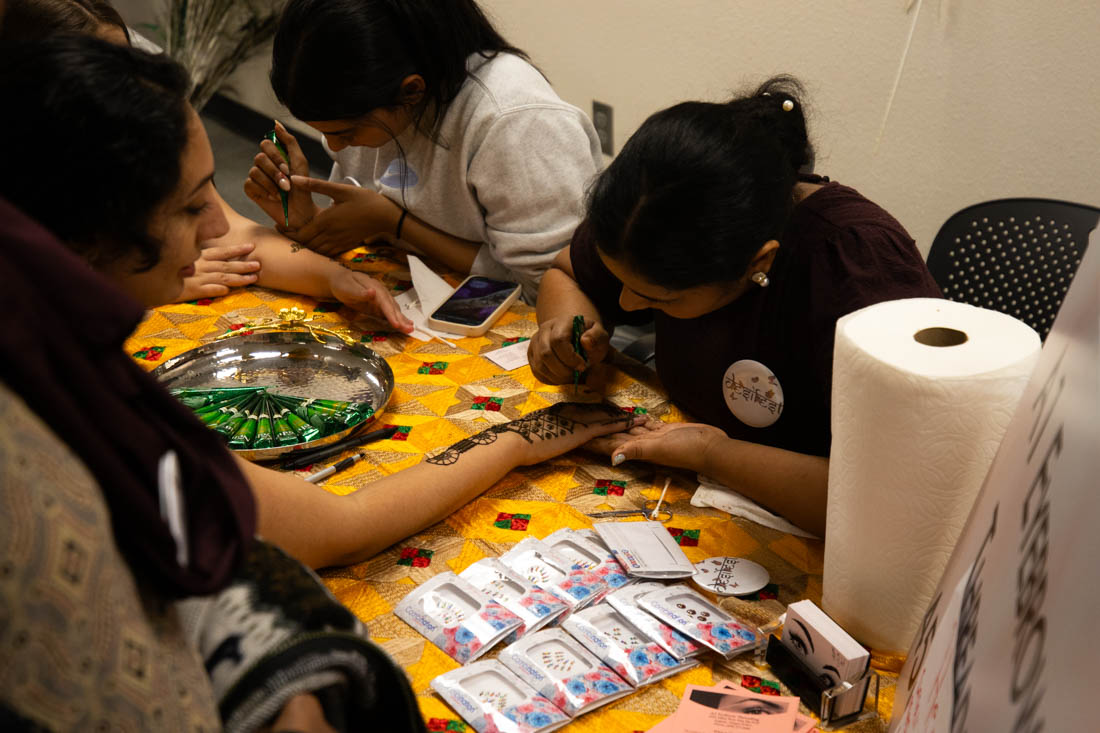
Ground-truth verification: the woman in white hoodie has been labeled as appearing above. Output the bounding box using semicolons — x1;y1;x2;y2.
247;0;603;302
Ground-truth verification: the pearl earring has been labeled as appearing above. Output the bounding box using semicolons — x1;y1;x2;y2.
751;271;770;288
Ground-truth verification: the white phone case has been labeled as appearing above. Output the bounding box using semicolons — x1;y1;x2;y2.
426;275;521;337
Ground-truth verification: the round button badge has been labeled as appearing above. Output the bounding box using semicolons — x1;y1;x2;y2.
722;359;784;428
691;556;770;596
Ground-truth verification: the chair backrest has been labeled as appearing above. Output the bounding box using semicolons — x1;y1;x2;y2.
926;198;1099;341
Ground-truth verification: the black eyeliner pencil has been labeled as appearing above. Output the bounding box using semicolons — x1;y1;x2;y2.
280;425;398;470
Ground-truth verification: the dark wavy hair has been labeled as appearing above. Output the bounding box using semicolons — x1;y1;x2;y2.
588;75;815;289
271;0;527;136
0;36;190;270
0;0;130;43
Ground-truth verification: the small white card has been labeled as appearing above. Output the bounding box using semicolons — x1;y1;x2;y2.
592;521;695;579
781;599;870;717
432;660;570;733
561;604;697;687
394;572;523;664
484;339;531;370
499;629;632;717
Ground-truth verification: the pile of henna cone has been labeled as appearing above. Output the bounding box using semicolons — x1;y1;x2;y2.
171;386;374;451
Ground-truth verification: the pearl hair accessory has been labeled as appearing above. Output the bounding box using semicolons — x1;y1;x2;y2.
751;271;770;288
782;99;795;112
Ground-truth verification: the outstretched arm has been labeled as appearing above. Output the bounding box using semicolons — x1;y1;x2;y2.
586;420;828;537
238;403;643;569
187;194;413;332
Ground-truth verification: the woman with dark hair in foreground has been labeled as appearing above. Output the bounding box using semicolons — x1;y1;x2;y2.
0;36;637;731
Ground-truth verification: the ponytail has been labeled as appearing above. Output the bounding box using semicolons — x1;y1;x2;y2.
588;74;816;290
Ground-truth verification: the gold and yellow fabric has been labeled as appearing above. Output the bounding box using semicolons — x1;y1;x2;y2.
126;245;894;732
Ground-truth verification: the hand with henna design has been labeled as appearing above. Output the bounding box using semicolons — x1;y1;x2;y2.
426;402;642;467
242;402;644;569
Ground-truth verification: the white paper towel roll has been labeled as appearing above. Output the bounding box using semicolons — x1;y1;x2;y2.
822;297;1040;653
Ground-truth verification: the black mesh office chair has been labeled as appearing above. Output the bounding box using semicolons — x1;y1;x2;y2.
925;199;1099;341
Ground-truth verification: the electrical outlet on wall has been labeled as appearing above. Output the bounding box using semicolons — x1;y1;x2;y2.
592;101;613;156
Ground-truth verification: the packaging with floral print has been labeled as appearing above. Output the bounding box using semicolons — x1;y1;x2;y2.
432;660;570;733
606;582;703;660
395;572;522;664
636;585;759;660
499;628;633;716
459;558;570;641
561;604;697;686
542;528;633;604
499;538;609;612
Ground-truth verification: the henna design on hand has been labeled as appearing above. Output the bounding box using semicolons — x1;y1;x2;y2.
423;402;626;466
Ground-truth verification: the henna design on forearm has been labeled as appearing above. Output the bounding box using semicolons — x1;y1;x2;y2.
423;402;626;466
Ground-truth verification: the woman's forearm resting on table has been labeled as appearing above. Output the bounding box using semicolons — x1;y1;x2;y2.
699;436;829;537
396;209;481;274
243;403;640;569
216;203;346;298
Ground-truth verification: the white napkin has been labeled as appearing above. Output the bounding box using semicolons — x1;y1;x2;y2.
393;255;458;343
691;474;818;539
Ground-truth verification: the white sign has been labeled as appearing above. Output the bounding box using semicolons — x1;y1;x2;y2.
891;231;1100;732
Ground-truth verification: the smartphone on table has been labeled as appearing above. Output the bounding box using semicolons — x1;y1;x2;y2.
427;276;522;336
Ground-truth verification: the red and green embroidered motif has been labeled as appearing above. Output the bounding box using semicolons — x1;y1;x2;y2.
185;297;214;306
494;513;530;531
427;719;466;732
418;361;448;375
740;674;781;695
501;336;530;347
593;479;626;496
360;331;388;343
397;547;434;568
224;323;254;336
620;405;648;415
131;346;165;361
383;425;412;441
349;253;380;263
472;396;503;412
666;527;700;547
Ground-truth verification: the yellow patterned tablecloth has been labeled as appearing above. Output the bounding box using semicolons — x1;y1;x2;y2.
125;246;893;732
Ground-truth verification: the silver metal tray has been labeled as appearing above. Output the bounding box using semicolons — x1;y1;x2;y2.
152;331;394;460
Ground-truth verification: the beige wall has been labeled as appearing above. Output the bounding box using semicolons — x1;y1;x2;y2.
121;0;1099;254
479;0;1099;253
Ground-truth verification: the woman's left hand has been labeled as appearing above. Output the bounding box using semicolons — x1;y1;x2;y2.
328;267;414;333
176;242;261;302
287;176;401;256
585;419;729;473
